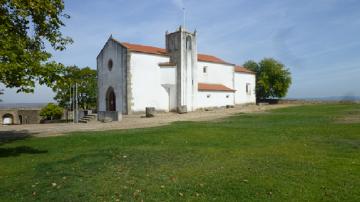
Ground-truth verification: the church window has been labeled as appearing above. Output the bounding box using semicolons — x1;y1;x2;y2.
203;66;207;73
108;59;113;71
246;83;251;95
207;94;211;98
226;95;230;98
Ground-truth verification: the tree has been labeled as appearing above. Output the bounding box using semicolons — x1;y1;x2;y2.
0;0;72;93
52;66;97;110
40;103;63;120
244;58;292;100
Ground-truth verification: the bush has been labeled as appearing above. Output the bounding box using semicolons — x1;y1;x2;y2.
40;103;63;120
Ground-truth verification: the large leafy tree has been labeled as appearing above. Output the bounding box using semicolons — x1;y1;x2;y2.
244;58;292;100
52;66;97;110
0;0;72;92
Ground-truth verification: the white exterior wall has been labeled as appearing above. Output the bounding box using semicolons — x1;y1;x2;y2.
130;53;172;112
160;66;177;111
160;66;176;85
197;91;234;108
198;62;234;88
234;73;256;104
196;61;235;108
97;39;126;113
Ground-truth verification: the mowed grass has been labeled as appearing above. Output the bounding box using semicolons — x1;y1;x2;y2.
0;104;359;201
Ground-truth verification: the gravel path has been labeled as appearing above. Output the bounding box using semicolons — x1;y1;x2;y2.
0;104;298;138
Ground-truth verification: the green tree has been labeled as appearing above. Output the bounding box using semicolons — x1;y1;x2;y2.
40;103;63;120
244;58;292;100
52;66;97;110
0;0;72;93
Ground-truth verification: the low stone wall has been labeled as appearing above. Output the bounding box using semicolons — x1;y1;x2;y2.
98;111;122;122
0;109;41;125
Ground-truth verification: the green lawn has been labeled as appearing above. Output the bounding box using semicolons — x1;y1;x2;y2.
0;104;359;201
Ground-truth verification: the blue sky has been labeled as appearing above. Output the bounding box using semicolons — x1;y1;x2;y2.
2;0;360;103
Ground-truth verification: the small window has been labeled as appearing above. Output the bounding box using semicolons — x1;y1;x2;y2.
108;59;113;71
207;94;211;98
186;36;192;50
226;95;230;98
203;66;207;73
246;83;251;95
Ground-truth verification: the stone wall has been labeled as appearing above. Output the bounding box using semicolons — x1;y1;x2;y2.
0;109;41;125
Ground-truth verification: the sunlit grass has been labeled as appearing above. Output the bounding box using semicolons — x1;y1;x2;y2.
0;104;359;201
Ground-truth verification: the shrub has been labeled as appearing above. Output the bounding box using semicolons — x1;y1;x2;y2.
40;103;63;120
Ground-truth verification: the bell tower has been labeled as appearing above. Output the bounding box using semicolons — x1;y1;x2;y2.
166;26;198;112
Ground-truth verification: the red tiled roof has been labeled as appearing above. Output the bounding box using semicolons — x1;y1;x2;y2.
198;54;232;65
198;83;235;92
159;62;176;67
234;66;255;74
121;42;168;56
116;40;232;65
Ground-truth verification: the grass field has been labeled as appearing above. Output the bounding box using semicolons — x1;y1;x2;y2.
0;104;359;201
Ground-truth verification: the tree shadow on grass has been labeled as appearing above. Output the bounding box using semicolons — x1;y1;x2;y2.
0;146;47;157
0;130;35;145
0;130;47;158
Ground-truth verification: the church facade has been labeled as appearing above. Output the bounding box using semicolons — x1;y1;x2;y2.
97;27;256;121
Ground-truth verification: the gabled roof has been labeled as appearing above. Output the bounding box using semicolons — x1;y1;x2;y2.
198;54;233;65
121;42;168;56
198;83;235;92
113;39;233;65
234;65;255;74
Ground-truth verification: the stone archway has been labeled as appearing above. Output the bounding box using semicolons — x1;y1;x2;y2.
2;113;14;125
106;87;116;111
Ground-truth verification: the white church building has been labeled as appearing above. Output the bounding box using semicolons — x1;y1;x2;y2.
97;27;256;121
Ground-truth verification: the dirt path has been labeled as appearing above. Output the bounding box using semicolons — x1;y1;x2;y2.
0;104;298;138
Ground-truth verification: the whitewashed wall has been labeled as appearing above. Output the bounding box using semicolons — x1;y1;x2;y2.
197;91;234;108
234;73;256;104
197;61;234;88
160;66;177;111
130;53;172;112
97;39;126;114
160;66;176;85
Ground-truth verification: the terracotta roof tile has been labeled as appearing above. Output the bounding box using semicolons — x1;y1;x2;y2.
114;40;232;65
234;65;255;74
198;54;233;65
121;42;168;56
198;83;235;92
159;62;176;67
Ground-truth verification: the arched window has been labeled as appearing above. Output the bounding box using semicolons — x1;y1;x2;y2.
186;36;192;50
106;87;116;111
108;59;113;71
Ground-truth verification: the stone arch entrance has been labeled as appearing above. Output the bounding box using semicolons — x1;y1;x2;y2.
2;113;14;125
106;87;116;111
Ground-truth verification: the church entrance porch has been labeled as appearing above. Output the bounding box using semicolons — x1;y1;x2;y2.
98;86;122;122
106;87;116;111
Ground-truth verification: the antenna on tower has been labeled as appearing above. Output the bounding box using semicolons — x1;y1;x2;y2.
182;7;186;30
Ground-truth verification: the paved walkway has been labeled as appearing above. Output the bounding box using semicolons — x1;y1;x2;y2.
0;104;297;138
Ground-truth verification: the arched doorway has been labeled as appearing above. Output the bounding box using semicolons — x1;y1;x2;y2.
2;113;14;125
106;87;116;111
19;115;23;124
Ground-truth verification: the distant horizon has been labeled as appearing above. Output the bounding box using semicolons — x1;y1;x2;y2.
1;95;359;105
1;0;359;102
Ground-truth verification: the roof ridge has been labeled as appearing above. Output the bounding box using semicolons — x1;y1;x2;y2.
112;39;234;65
